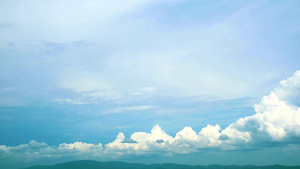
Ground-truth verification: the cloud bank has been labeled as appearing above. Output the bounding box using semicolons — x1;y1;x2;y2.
1;70;300;161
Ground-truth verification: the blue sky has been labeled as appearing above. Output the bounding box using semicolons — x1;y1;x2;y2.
0;0;300;168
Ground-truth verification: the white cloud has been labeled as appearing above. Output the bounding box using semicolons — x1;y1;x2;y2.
53;99;84;105
59;142;103;153
198;125;222;147
101;69;300;154
103;105;155;114
222;70;300;144
1;70;300;161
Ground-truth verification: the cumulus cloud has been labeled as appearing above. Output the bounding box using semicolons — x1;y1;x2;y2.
1;70;300;161
58;142;103;153
222;70;300;145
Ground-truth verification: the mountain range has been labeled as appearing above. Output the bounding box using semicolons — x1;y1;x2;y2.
23;160;300;169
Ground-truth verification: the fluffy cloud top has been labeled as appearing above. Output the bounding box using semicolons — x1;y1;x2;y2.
1;71;300;160
222;71;300;144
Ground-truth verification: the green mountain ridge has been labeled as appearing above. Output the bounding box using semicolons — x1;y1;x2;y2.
23;160;300;169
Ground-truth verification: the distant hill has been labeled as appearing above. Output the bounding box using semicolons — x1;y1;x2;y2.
23;160;300;169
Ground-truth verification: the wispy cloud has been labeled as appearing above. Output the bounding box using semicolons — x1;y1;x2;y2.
1;0;299;104
53;99;84;105
103;105;155;114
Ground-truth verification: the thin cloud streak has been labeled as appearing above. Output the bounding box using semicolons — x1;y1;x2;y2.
103;105;155;114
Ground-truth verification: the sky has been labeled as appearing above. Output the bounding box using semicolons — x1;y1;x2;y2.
0;0;300;168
